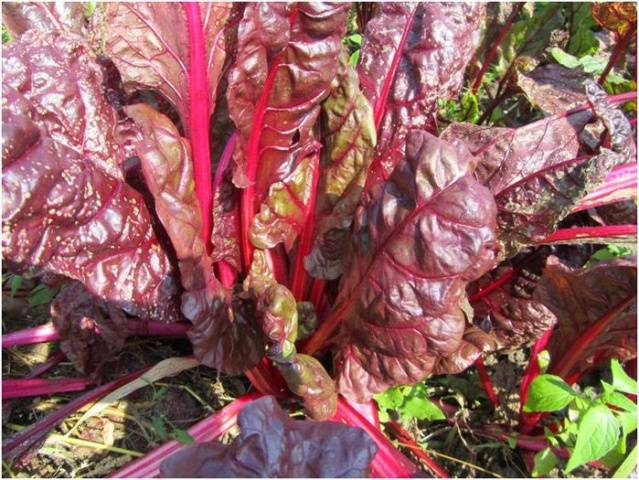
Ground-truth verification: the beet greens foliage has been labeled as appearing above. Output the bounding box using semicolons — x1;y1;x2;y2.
2;1;637;477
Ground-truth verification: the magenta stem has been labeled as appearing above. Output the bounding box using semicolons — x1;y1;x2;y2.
113;392;263;478
3;323;59;348
3;377;92;400
536;224;637;244
26;351;66;379
183;3;213;249
598;24;637;85
3;366;152;462
475;356;500;408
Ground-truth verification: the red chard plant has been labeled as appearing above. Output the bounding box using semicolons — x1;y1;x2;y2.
2;1;637;477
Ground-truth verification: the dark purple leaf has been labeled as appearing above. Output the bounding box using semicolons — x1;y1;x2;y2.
125;103;264;374
359;3;485;188
333;130;498;402
159;396;377;478
2;31;178;322
50;282;127;379
517;64;588;115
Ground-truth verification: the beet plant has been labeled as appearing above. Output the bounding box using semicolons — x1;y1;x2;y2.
2;2;637;477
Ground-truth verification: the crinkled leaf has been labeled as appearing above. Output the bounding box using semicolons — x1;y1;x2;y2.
334;131;498;402
592;3;637;36
51;282;127;379
125;103;264;374
159;396;377;478
517;64;588;115
228;3;347;253
2;32;178;321
2;2;85;37
566;3;599;57
566;405;621;472
305;50;376;280
359;3;485;187
433;327;499;375
535;256;637;380
95;3;232;125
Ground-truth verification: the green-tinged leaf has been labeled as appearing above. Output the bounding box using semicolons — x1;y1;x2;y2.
538;350;550;372
27;285;57;307
587;245;634;266
9;275;23;298
2;24;11;43
532;448;558;477
613;445;638;478
611;359;638;394
566;3;598;57
171;428;195;445
84;1;96;19
607;391;637;413
616;410;637;454
375;388;404;411
550;47;581;69
507;435;518;449
151;415;168;441
565;405;621;472
524;374;577;412
349;50;360;66
399;397;445;421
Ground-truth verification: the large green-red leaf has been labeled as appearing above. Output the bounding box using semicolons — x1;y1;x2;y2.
333;131;498;402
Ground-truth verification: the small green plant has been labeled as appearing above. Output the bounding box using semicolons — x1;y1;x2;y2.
525;359;637;476
438;90;480;124
374;382;445;424
586;244;635;267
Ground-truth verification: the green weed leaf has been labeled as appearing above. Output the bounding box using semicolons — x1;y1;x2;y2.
524;374;577;412
565;405;620;472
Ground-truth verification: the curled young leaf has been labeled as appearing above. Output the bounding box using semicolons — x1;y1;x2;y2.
536;255;637;380
305;49;377;280
125;103;264;374
159;396;377;478
359;3;485;188
433;327;499;375
2;32;178;322
51;282;127;379
334;130;498;402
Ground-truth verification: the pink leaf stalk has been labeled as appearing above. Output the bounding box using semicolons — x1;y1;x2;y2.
183;2;213;249
3;320;189;349
386;421;449;478
475;356;500;408
518;327;555;434
471;3;524;94
113;392;263;478
536;224;637;244
26;351;66;379
572;162;637;213
212;131;239;286
4;366;152;462
333;397;419;478
3;377;91;400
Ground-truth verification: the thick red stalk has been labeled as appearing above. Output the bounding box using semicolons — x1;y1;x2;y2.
309;278;327;312
386;421;449;478
572;162;637;212
474;356;500;408
113;392;262;478
469;268;516;304
244;357;288;398
240;50;286;270
212;131;239;284
598;23;637;85
518;327;555;434
3;320;189;349
290;153;321;301
551;292;637;379
471;3;524;94
333;397;419;478
3;377;91;400
536;224;637;244
183;3;213;249
26;351;66;379
3;366;151;461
